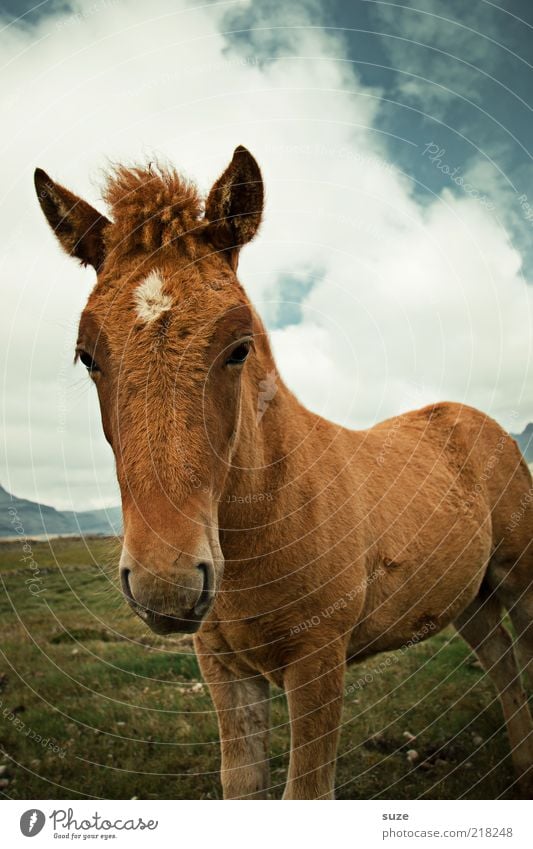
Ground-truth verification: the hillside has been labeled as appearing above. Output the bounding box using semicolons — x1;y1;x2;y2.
0;484;121;537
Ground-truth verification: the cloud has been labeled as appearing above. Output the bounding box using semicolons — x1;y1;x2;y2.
367;0;511;114
1;0;532;509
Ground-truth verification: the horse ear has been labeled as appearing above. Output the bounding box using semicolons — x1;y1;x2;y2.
205;146;263;260
34;168;110;271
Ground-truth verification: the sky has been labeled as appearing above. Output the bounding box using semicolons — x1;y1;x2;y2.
1;0;533;510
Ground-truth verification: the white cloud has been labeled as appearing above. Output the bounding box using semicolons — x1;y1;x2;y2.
1;0;532;508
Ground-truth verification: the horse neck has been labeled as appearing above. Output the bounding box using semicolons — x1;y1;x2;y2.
219;313;308;522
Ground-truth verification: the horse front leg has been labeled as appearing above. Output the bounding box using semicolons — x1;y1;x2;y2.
195;637;271;799
283;644;346;799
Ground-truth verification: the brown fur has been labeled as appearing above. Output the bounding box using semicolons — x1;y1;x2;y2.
102;163;205;262
35;149;533;799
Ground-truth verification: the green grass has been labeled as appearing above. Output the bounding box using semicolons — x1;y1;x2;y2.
0;537;524;799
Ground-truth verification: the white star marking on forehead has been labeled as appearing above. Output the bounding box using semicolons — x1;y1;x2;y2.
134;270;172;323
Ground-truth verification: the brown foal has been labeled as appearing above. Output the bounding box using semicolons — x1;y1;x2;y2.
35;147;533;798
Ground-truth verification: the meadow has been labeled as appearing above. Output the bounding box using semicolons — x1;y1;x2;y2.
0;536;524;799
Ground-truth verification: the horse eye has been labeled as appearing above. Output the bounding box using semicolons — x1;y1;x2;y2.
78;350;100;372
226;341;251;366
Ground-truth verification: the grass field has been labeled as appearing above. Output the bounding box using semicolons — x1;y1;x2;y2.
0;536;525;799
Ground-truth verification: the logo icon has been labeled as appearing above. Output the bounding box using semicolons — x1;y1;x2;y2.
20;809;46;837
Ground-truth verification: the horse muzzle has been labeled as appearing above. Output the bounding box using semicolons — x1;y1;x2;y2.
119;555;216;635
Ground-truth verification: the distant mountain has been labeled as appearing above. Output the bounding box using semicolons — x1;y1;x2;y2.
510;423;533;464
0;485;122;538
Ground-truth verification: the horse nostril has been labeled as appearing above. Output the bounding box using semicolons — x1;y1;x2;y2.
194;562;213;614
121;567;134;602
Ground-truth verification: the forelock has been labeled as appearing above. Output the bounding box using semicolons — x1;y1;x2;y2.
102;163;207;262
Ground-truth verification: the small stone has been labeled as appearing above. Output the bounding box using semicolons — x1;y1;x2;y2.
190;682;203;693
472;734;483;746
465;762;473;768
406;749;419;764
71;648;79;655
116;721;125;727
0;778;9;789
0;765;8;776
403;730;417;742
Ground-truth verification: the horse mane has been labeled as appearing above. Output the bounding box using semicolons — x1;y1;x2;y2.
102;162;206;260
